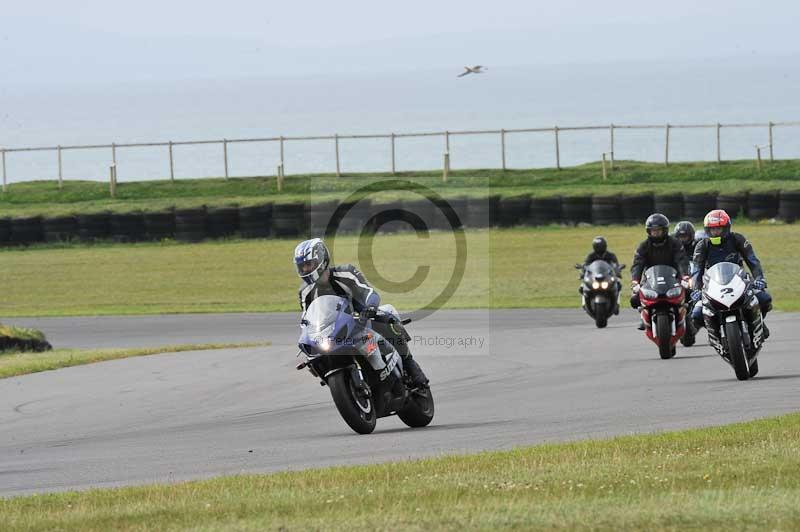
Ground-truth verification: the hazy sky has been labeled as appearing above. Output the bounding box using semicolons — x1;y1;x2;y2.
3;0;799;85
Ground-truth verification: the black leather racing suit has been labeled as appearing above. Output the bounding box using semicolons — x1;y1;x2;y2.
299;264;427;384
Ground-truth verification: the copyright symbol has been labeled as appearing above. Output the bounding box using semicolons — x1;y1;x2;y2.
323;180;467;321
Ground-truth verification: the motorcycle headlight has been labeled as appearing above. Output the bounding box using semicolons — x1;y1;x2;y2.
666;286;682;298
600;281;609;289
640;288;658;300
319;337;332;352
592;281;600;289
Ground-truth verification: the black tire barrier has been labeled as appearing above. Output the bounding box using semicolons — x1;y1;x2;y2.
778;191;800;222
10;217;44;245
561;196;592;224
0;335;53;353
238;204;272;239
442;197;468;229
529;197;562;226
0;218;12;246
653;194;684;221
591;196;623;225
308;200;338;237
76;212;111;242
498;196;530;227
43;216;78;243
143;211;175;241
272;202;308;238
110;212;146;243
683;193;717;222
174;207;207;243
404;198;437;231
620;194;655;226
337;199;372;234
206;207;239;239
747;192;779;220
487;195;502;227
466;196;492;228
716;193;748;219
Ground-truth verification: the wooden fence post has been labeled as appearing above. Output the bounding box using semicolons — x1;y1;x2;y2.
716;123;721;163
335;134;341;177
768;122;774;162
609;124;615;169
390;133;396;174
223;139;229;179
109;164;117;198
756;146;762;172
664;124;670;166
1;149;6;193
443;153;449;183
602;153;608;181
168;141;175;181
279;136;285;175
57;145;63;190
501;129;507;171
554;126;561;170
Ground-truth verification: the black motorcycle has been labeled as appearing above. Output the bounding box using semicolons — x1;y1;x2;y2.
575;260;625;328
701;262;766;380
296;295;434;434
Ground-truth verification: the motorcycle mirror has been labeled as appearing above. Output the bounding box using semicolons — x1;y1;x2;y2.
574;263;582;269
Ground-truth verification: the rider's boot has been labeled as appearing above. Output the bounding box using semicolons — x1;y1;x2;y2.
402;354;429;388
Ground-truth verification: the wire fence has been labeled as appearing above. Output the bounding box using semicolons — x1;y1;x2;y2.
3;120;800;192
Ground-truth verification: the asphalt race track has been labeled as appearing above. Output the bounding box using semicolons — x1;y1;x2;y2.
2;309;799;497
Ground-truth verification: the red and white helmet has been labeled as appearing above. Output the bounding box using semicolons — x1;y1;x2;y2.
703;209;732;245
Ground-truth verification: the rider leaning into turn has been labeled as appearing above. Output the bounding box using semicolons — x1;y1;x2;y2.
630;213;690;328
689;209;773;336
293;238;429;388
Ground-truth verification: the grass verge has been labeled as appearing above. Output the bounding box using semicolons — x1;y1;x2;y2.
1;159;799;217
1;412;799;530
1;223;798;317
0;342;267;379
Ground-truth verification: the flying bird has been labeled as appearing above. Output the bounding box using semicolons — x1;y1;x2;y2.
457;65;487;77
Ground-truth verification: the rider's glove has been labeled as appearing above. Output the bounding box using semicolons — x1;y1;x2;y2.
631;280;640;294
690;289;702;302
358;306;379;325
753;278;767;290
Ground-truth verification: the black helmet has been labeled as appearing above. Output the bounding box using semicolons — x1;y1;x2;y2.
673;220;696;245
645;213;670;244
592;236;608;255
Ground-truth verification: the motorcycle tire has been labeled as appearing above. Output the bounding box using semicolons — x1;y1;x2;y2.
594;301;608;328
656;313;676;359
398;387;435;428
749;359;759;378
680;321;696;347
328;371;377;434
724;321;751;381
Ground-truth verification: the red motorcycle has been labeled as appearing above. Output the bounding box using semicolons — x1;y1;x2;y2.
638;265;687;359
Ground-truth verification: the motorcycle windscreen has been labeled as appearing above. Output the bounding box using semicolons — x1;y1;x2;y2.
303;295;352;339
706;262;743;285
641;265;679;291
586;260;615;279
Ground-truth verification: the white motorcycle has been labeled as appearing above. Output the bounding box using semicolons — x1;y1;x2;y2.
701;262;767;380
